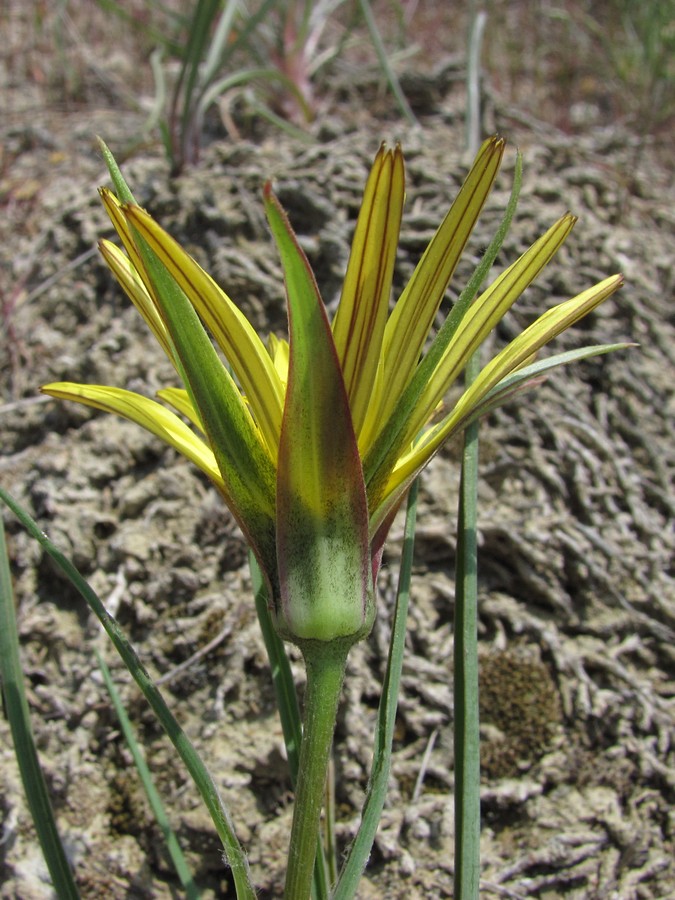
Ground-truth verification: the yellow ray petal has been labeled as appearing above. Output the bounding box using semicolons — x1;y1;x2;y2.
396;213;577;452
99;188;157;300
443;273;624;431
361;136;505;447
40;383;224;488
99;239;176;365
387;273;624;494
331;144;405;438
267;333;289;386
156;387;205;433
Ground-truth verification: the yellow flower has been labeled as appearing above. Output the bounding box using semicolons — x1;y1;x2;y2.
43;138;623;645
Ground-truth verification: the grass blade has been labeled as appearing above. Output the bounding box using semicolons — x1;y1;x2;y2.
0;487;256;900
332;477;419;899
174;0;222;122
466;6;488;156
0;515;80;898
356;0;417;124
95;650;201;899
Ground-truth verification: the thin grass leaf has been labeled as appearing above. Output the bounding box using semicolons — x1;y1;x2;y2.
466;7;488;156
454;351;481;900
197;66;315;126
199;0;280;78
173;0;222;131
92;0;182;52
143;48;171;153
237;94;316;143
0;487;256;900
96;650;201;899
201;0;241;85
171;0;280;169
174;0;236;163
0;516;80;900
356;0;417;124
332;477;419;900
324;758;338;887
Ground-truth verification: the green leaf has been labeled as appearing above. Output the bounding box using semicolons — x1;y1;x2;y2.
119;203;278;586
356;0;417;124
124;204;284;458
0;516;80;899
97;651;201;899
99;137;137;204
462;342;634;424
264;184;373;644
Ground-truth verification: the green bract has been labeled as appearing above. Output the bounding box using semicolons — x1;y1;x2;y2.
42;137;623;646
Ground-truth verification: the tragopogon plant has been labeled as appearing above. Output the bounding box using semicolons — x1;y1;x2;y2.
41;136;623;897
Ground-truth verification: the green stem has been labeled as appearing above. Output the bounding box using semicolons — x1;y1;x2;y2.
250;552;330;900
454;350;481;900
284;641;349;900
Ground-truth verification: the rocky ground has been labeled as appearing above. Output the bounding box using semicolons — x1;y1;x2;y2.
1;4;674;899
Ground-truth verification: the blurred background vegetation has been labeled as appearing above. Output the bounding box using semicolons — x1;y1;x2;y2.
2;0;673;166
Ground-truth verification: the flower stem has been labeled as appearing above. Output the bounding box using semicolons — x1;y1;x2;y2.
454;349;481;900
284;640;349;900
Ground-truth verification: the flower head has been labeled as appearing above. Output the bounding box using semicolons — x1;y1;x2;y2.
43;138;623;646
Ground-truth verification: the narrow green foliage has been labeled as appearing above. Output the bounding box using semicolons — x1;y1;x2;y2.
356;0;417;124
0;516;80;900
0;487;257;900
97;651;201;899
124;202;279;579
